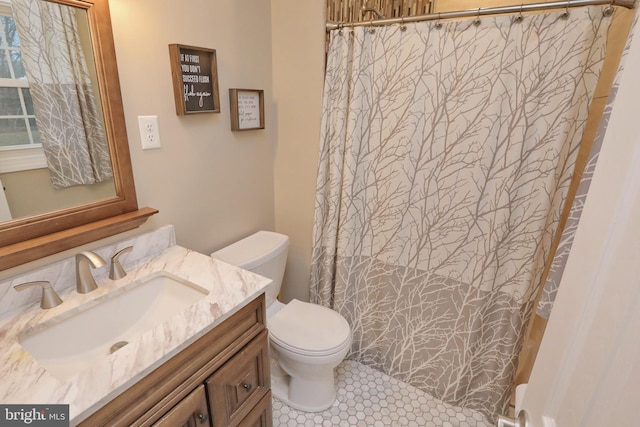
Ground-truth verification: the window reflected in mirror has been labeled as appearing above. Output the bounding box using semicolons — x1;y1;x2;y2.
0;12;38;148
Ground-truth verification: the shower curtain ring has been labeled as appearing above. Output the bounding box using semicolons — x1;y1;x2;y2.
399;16;407;31
602;0;615;17
515;4;524;22
473;8;481;26
368;19;375;33
435;13;442;29
561;0;570;19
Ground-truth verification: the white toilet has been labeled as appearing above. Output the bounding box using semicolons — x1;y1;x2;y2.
211;231;352;412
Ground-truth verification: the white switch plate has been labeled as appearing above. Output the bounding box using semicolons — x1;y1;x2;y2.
138;115;161;150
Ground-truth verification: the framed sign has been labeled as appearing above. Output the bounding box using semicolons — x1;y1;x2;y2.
169;44;220;115
229;89;265;131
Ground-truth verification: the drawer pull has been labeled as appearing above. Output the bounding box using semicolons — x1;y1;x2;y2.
242;383;252;391
197;413;209;424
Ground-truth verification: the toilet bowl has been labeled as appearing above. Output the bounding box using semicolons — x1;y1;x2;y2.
268;299;351;411
211;231;352;412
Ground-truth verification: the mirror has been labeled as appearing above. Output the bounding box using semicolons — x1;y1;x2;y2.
0;0;156;271
0;1;117;220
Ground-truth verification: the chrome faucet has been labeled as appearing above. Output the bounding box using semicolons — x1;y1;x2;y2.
76;251;106;293
14;281;63;309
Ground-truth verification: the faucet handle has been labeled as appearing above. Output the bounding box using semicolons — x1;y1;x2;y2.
14;281;63;309
109;246;133;280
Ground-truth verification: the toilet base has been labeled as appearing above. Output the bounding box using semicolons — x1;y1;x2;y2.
270;359;337;412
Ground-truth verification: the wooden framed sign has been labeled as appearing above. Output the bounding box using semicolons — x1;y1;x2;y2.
169;44;220;115
229;89;265;131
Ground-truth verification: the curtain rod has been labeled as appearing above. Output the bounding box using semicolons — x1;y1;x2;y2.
326;0;636;31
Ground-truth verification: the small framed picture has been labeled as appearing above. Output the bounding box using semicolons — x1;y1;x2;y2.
168;44;220;115
229;89;265;131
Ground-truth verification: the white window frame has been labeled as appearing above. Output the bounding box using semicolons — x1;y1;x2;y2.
0;1;46;174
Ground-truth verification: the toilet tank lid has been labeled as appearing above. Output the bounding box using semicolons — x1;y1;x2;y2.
211;231;289;270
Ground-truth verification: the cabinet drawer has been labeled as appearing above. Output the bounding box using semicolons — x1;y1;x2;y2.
152;385;210;427
238;390;272;427
206;329;270;427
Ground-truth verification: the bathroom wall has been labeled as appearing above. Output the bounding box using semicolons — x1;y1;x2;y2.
271;1;326;303
109;0;276;254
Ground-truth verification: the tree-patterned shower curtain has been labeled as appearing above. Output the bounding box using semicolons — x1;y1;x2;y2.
311;6;611;420
12;0;112;189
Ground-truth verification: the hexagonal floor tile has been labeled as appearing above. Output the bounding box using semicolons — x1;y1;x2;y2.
271;360;492;426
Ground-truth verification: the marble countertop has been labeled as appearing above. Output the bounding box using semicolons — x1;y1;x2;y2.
0;245;271;425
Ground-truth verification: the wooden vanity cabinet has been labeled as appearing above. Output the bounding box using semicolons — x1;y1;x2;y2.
79;294;272;427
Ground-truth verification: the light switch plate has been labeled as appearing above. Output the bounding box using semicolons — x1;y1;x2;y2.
138;115;161;150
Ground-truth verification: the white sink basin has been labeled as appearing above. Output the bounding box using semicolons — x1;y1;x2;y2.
18;272;209;380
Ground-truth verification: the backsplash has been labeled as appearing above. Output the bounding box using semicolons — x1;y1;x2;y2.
0;225;176;318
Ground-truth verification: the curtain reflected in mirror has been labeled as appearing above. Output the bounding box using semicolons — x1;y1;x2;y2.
0;0;116;222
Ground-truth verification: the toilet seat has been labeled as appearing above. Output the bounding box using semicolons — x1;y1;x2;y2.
268;299;351;357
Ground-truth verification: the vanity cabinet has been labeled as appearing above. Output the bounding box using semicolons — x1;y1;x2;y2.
79;294;272;427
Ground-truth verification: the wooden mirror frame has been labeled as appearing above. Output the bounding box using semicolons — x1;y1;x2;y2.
0;0;157;271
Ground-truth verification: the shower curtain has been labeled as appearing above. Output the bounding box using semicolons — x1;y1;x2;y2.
311;6;611;420
12;0;112;189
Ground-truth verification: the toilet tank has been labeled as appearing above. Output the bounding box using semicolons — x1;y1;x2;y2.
210;231;289;306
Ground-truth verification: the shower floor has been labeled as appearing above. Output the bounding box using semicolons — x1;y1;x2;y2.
272;360;492;427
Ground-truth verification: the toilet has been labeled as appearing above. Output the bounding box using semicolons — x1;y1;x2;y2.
211;231;352;412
